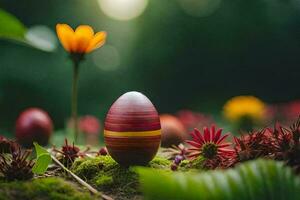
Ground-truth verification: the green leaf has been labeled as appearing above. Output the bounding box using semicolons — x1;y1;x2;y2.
0;8;26;39
32;154;52;175
32;142;52;175
137;159;300;200
0;9;57;52
34;142;49;156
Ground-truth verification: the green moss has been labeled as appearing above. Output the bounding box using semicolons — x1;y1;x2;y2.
178;160;191;171
0;177;96;200
93;175;113;187
72;155;171;199
189;156;205;169
148;157;171;169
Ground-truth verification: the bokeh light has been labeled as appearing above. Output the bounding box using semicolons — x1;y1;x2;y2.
177;0;222;17
92;45;121;71
98;0;148;21
25;26;58;52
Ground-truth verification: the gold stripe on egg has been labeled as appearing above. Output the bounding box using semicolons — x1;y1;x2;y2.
104;129;161;137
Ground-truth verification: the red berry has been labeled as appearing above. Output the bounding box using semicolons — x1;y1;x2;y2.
99;147;108;156
171;163;178;171
15;108;53;148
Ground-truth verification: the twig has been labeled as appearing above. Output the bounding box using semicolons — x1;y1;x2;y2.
51;155;113;200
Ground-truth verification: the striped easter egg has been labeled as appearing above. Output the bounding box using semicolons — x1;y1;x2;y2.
104;91;161;166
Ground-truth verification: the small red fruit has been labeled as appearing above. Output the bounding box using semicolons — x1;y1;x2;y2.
99;147;108;156
15;108;53;148
160;114;186;147
171;163;178;171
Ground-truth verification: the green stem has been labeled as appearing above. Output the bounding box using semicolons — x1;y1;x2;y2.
72;61;79;143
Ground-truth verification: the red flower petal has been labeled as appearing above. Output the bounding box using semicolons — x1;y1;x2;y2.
218;148;235;153
218;143;231;148
187;147;201;150
211;125;216;140
186;140;202;148
203;127;210;142
191;131;203;145
194;128;205;144
214;129;222;142
187;152;201;159
217;134;229;144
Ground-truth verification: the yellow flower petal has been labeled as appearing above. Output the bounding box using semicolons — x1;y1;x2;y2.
223;96;266;122
71;25;94;53
56;24;75;52
85;31;107;53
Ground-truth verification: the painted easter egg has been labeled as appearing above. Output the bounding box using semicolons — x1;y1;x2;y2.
104;91;161;166
15;108;53;148
160;114;186;147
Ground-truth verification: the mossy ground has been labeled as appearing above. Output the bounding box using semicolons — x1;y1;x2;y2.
0;177;96;200
189;156;205;169
71;155;172;200
0;150;185;200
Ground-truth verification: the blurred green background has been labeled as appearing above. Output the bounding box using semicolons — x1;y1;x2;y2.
0;0;300;133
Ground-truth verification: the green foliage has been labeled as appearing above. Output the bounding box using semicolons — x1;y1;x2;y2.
0;9;26;39
32;142;52;175
72;156;117;180
137;159;300;200
178;159;193;171
148;156;172;169
0;177;96;200
189;156;205;169
72;155;138;199
72;155;171;199
93;174;113;186
0;8;57;52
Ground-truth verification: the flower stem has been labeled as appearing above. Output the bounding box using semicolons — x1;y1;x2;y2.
72;60;79;143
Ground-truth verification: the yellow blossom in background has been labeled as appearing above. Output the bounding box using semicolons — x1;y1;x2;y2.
55;23;107;142
223;96;266;123
56;24;106;54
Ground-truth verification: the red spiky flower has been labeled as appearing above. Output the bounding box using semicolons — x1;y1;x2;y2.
0;136;17;154
233;129;271;163
269;118;300;173
0;143;34;181
53;139;81;168
53;139;92;168
186;126;235;161
270;123;292;156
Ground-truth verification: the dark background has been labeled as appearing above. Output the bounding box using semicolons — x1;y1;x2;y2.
0;0;300;132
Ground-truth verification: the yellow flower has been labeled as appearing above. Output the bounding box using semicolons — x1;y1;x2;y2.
223;96;266;122
55;24;107;142
56;24;106;54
